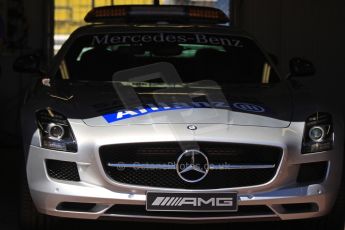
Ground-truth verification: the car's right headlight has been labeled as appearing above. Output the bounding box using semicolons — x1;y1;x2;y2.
302;112;334;154
36;109;78;152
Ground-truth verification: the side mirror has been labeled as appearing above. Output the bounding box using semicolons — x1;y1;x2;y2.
13;54;42;74
289;57;315;77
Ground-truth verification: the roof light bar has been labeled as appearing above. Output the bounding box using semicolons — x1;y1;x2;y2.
84;5;229;24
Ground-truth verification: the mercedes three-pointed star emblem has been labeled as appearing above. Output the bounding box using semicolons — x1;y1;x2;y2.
176;149;209;183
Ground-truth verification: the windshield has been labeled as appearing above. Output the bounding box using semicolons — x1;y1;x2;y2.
57;32;280;84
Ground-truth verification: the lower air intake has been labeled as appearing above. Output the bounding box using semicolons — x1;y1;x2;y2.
46;159;80;182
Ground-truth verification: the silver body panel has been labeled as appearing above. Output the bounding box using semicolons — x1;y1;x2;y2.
82;108;290;128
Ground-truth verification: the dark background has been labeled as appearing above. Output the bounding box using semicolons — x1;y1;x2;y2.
0;0;345;229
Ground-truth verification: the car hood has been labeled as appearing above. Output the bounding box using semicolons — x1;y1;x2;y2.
59;81;292;128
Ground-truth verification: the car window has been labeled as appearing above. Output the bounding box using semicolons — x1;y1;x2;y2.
58;32;280;84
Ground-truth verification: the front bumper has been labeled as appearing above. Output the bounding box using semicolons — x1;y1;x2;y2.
26;122;343;223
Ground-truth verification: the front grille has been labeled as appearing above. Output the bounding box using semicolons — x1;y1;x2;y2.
46;159;80;182
99;142;282;189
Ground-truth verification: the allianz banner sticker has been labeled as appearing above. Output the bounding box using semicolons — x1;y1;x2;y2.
102;102;266;123
91;33;244;48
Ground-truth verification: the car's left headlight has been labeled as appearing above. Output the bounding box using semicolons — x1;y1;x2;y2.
302;112;334;154
36;109;78;152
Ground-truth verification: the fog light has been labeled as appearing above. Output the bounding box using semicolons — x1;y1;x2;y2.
309;126;325;142
47;123;65;140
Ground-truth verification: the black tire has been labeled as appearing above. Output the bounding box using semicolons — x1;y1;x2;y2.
19;167;58;230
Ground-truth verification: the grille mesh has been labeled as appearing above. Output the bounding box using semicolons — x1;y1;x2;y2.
297;162;328;184
105;167;276;189
46;159;80;182
105;204;274;217
100;142;282;189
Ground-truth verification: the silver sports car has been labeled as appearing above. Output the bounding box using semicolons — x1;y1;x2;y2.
15;5;344;230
